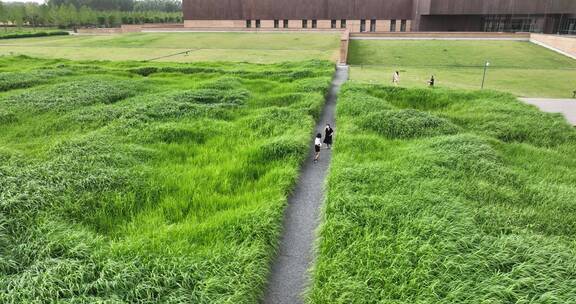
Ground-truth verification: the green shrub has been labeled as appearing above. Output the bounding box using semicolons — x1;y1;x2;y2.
359;109;459;139
0;31;68;40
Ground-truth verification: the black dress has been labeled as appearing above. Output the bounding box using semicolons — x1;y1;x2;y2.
324;127;333;145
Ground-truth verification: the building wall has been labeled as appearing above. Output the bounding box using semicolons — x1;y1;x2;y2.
183;0;413;21
182;0;576;33
183;18;413;33
421;0;576;15
184;20;247;28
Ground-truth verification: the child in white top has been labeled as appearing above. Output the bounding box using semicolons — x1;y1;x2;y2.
314;133;322;163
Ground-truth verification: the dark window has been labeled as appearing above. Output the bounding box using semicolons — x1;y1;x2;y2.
390;19;396;32
274;19;279;28
246;20;252;28
302;19;308;28
331;19;337;29
370;19;376;32
559;17;576;35
400;19;406;32
256;19;261;28
312;19;317;29
341;19;347;29
283;19;289;28
482;15;540;33
360;19;366;32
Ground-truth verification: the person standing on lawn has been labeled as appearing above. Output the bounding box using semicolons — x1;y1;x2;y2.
314;133;322;163
324;124;334;149
428;75;435;87
392;71;400;86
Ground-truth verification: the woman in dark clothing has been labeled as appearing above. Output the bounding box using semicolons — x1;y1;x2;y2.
323;124;334;149
428;75;435;87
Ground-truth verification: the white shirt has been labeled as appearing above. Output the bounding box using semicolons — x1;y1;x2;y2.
315;137;322;146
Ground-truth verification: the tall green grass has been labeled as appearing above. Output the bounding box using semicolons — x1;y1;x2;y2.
0;56;334;302
309;84;576;303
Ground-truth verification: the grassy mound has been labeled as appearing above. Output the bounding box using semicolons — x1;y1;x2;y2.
0;68;73;92
359;109;459;139
310;84;576;303
2;77;141;112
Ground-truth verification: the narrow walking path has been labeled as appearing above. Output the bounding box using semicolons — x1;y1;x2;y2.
262;65;348;304
521;98;576;126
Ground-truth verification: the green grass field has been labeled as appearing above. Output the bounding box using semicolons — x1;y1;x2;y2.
0;32;340;63
0;56;333;302
3;33;576;303
349;40;576;98
309;84;576;303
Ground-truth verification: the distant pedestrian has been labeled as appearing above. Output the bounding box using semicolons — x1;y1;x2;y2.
314;133;322;163
573;89;576;98
324;124;334;149
428;75;435;87
392;71;400;86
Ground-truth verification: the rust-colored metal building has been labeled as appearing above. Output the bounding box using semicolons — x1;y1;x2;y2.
182;0;576;34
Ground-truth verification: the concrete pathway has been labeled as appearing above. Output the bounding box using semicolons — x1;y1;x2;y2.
520;98;576;126
262;65;348;304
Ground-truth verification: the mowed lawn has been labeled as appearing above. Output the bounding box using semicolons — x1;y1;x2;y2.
0;32;340;63
310;84;576;303
0;56;333;302
348;40;576;98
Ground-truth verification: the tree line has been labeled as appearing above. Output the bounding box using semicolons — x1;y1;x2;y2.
0;0;182;29
46;0;181;12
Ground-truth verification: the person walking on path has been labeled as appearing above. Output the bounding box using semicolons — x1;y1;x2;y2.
324;124;334;149
314;133;322;163
392;71;400;86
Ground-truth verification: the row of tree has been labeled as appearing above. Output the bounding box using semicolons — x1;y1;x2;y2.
0;1;182;28
46;0;181;12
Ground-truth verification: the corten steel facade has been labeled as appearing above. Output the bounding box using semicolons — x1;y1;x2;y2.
182;0;576;34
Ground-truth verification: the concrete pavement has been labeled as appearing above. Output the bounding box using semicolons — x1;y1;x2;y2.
520;98;576;126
